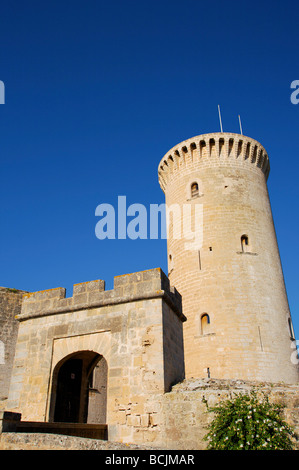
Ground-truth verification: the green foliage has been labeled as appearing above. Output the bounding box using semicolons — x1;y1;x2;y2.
203;391;296;450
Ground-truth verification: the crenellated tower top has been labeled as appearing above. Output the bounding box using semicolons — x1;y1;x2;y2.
158;132;270;192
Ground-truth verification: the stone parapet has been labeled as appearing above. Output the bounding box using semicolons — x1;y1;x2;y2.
18;268;184;322
158;132;270;192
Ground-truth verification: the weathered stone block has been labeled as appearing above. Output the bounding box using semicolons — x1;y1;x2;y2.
127;414;141;427
73;280;105;295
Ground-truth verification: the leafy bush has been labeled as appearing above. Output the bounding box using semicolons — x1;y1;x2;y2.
203;390;296;450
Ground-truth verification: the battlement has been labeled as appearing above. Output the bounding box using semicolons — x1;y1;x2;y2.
18;268;184;322
158;132;270;192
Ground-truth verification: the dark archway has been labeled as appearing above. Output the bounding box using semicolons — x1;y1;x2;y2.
49;351;107;424
54;356;83;423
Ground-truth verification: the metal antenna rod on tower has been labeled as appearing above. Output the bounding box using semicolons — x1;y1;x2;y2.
238;115;243;135
218;105;223;132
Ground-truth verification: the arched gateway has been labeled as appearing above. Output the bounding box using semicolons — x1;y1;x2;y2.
49;351;107;424
6;268;185;445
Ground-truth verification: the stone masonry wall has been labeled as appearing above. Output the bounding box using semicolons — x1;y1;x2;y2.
0;432;157;450
153;378;299;449
2;378;299;449
6;268;186;447
0;288;27;405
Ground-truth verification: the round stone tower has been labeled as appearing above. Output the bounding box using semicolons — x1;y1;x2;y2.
158;132;299;384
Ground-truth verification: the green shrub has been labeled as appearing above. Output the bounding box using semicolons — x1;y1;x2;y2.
203;390;296;450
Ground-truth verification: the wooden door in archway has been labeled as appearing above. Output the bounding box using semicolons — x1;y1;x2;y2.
51;351;107;424
54;358;82;423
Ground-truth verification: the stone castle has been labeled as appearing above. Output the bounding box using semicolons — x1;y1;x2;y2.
1;132;299;449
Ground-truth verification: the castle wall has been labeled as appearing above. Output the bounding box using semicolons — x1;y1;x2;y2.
158;133;299;383
6;268;185;446
0;288;26;404
2;378;299;449
151;378;299;450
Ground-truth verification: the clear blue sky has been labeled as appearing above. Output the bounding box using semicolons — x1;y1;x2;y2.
0;1;298;335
